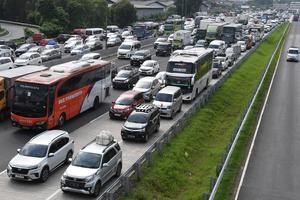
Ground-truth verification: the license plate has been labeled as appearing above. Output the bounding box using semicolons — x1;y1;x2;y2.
114;114;121;117
128;135;135;138
15;174;24;179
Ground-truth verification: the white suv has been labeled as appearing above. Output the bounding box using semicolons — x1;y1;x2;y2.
61;132;122;197
287;47;299;62
7;130;74;182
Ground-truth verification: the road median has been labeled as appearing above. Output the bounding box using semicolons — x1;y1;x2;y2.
120;23;289;200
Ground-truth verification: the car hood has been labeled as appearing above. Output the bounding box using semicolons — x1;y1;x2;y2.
153;101;172;108
112;104;131;110
118;49;130;53
71;49;82;53
133;87;150;93
124;121;147;129
287;53;298;57
65;44;75;48
131;56;144;60
10;154;44;168
64;165;98;179
16;48;27;52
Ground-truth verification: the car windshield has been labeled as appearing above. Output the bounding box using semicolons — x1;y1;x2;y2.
155;93;173;102
143;62;154;67
19;54;30;59
74;46;83;50
116;71;130;78
72;152;102;169
289;50;298;54
157;44;169;49
127;113;148;123
116;96;134;105
20;143;48;158
120;44;131;50
208;44;219;49
136;80;151;89
19;44;30;49
213;62;221;68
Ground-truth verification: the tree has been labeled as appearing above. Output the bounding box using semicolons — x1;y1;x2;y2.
111;0;136;28
175;0;203;17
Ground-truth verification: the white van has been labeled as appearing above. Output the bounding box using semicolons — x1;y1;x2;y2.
85;28;105;40
0;57;14;71
117;40;141;59
208;40;226;56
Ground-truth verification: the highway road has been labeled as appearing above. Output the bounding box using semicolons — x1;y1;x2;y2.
0;22;38;40
236;22;300;200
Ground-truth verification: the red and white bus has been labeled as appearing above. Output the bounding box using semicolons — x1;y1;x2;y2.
11;59;111;129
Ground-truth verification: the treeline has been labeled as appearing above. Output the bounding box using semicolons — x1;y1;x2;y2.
0;0;137;37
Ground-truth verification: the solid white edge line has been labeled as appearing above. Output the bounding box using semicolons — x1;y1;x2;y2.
0;169;6;175
234;24;288;200
45;189;61;200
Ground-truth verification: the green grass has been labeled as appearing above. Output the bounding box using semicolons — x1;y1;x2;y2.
122;23;288;200
0;27;8;37
214;23;290;200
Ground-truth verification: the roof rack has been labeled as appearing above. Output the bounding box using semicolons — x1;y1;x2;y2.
135;104;156;113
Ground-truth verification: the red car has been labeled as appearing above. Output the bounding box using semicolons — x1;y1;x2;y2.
109;91;145;119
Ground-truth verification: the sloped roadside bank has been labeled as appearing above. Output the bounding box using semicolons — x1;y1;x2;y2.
120;23;288;200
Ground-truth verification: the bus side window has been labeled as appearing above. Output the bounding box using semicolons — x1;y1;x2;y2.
48;84;56;116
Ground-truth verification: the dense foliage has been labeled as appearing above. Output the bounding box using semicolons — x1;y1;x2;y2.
0;0;137;37
175;0;203;17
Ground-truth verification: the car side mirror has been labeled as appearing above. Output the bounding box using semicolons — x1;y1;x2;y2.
68;158;72;163
48;153;54;157
17;148;21;153
173;98;177;102
102;163;110;168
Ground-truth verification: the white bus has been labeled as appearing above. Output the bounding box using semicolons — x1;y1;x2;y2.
166;49;213;101
85;28;105;40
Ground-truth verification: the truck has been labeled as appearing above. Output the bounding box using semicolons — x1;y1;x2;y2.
198;19;214;40
206;22;227;44
0;65;47;119
172;30;191;50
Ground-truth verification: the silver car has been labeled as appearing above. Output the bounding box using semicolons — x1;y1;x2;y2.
153;86;182;119
61;132;122;197
133;76;161;101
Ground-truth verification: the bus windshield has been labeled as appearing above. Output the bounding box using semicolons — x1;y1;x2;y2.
223;27;235;34
12;82;48;118
167;62;195;74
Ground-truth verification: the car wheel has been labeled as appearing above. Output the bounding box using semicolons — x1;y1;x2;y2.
58;113;66;128
155;122;160;132
144;133;149;142
92;181;101;197
40;167;49;183
65;151;73;164
115;163;122;177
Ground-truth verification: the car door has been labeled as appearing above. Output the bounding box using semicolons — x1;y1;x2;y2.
153;79;160;95
48;137;68;170
47;140;60;170
100;148;117;183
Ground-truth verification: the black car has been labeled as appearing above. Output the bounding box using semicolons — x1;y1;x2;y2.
15;43;36;57
0;40;17;50
156;42;172;56
130;50;152;67
121;104;160;142
212;60;222;79
112;67;140;89
56;34;71;43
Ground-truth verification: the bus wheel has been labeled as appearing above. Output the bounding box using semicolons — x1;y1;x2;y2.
58;113;66;128
93;97;100;109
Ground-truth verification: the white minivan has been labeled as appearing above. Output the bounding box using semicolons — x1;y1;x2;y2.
117;40;141;59
208;40;226;56
85;28;105;40
0;57;14;71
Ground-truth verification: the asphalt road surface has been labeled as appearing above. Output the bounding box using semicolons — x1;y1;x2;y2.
0;22;38;40
237;22;300;200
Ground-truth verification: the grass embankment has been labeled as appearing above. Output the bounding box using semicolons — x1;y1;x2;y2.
214;23;290;200
122;23;288;200
0;27;8;37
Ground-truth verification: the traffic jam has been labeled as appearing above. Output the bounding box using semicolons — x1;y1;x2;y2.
0;10;288;199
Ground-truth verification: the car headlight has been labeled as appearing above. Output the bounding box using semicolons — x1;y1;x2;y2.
7;164;12;170
29;165;39;170
140;128;146;132
85;174;95;182
124;79;129;83
36;120;46;125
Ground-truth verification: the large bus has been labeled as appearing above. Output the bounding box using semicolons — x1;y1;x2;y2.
206;22;227;44
133;23;153;40
0;66;47;119
222;24;243;44
164;19;184;36
166;49;213;101
11;59;112;129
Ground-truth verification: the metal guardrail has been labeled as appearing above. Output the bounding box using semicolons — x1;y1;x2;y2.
0;20;40;29
96;22;288;200
207;23;290;200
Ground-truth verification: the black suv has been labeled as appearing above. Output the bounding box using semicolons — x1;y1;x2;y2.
156;42;172;56
130;50;152;67
112;67;140;89
121;104;160;142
